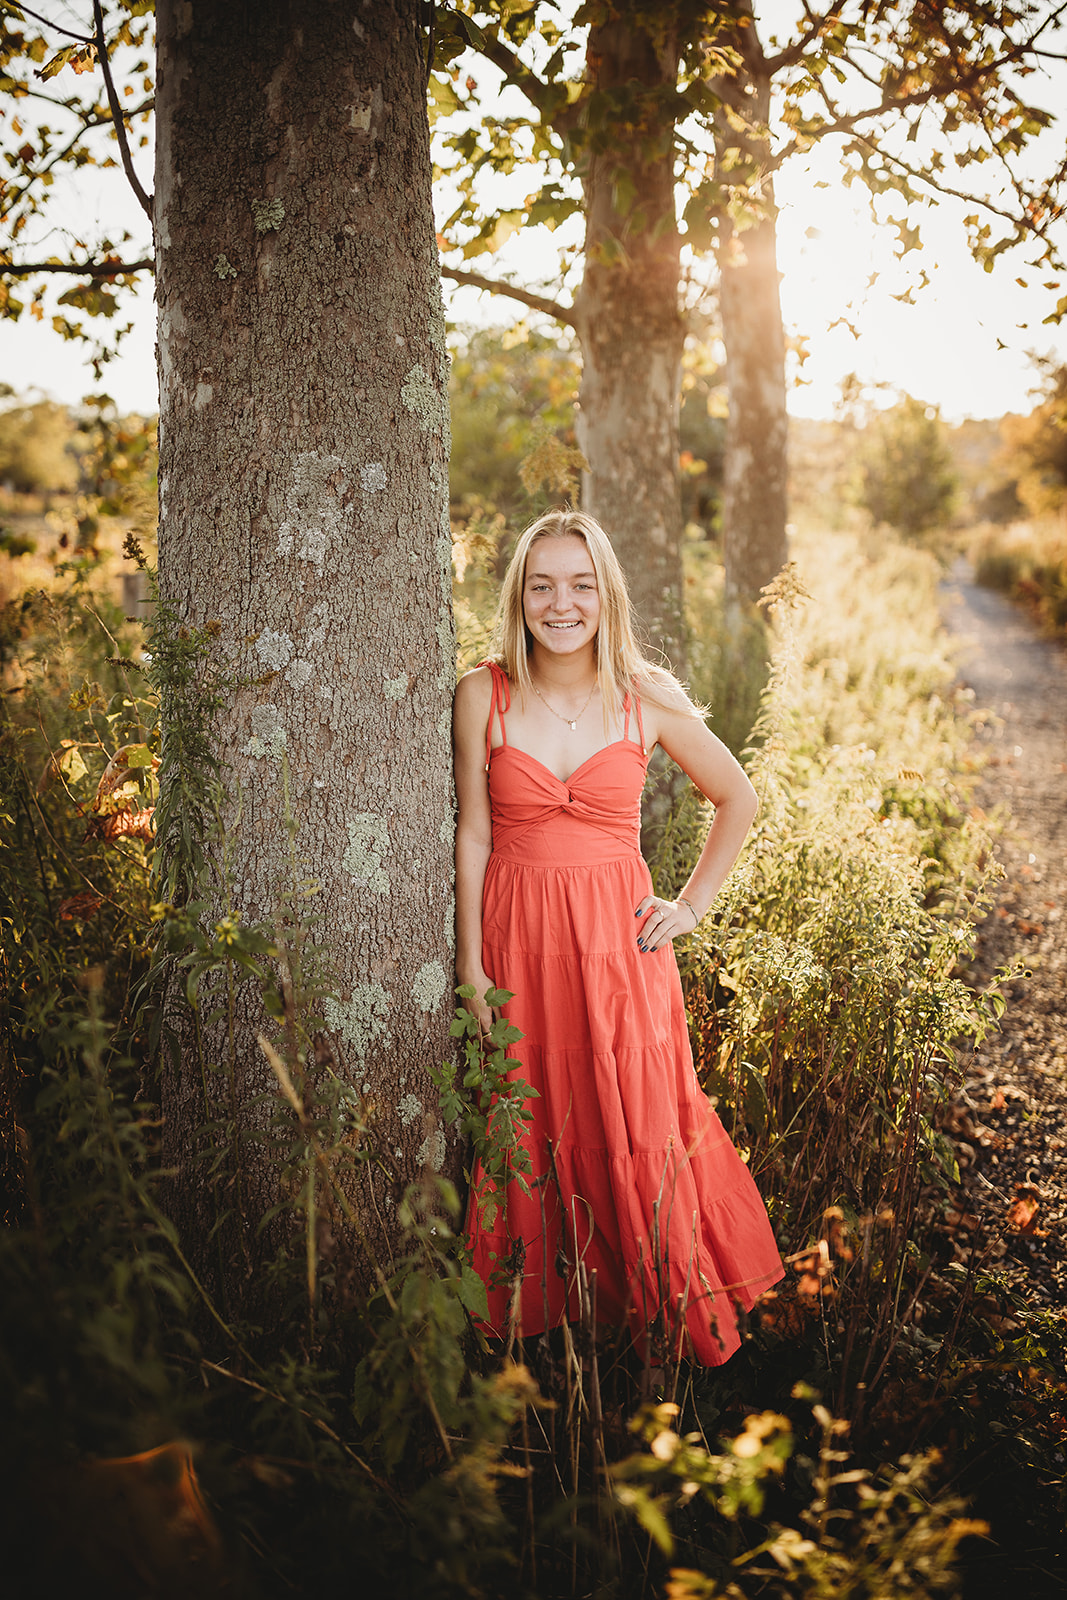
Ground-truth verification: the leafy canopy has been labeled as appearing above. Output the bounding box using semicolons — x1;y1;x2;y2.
0;1;154;367
431;2;1066;324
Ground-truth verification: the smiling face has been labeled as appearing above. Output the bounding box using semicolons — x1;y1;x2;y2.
522;535;602;659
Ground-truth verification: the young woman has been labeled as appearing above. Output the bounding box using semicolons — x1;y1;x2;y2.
453;510;781;1364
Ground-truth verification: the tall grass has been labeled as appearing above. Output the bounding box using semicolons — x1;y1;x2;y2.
1;527;1063;1595
969;515;1067;636
664;531;996;1223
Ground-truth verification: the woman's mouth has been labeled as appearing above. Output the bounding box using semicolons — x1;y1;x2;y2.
546;620;581;630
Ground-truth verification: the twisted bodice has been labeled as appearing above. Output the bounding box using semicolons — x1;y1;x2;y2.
484;662;649;866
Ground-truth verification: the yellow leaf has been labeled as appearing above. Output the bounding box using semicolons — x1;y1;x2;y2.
482;211;524;254
57;744;88;785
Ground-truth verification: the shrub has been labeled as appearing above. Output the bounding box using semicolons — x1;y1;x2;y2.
855;396;959;541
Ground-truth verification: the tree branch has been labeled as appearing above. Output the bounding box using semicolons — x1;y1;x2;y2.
440;264;575;328
1;105;152;231
763;0;849;74
0;256;154;277
769;82;944;171
92;0;153;224
12;2;92;43
477;30;557;118
847;132;1058;246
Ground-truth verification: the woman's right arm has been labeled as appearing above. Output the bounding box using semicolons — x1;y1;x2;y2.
453;667;495;1032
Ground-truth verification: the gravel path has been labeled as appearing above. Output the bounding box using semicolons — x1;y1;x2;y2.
940;558;1067;1310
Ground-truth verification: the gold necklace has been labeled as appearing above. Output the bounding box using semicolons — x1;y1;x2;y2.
531;677;596;731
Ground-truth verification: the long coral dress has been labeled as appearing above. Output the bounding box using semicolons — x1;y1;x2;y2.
467;662;782;1365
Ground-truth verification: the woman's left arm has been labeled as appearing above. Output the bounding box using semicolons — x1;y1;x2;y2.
634;699;758;954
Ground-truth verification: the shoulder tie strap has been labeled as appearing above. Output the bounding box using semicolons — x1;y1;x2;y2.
634;689;646;754
481;660;510;771
627;679;647;755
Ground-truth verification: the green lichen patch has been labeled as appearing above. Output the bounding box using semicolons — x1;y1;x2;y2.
244;703;287;761
401;362;447;435
255;629;294;672
417;1124;447;1172
342;813;389;893
252;197;285;233
323;984;389;1058
398;1092;423;1127
411;960;446;1014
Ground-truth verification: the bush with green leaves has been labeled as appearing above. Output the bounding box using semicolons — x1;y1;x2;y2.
855;395;959;541
613;1392;987;1598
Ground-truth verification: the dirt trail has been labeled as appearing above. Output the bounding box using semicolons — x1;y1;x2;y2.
940;557;1067;1307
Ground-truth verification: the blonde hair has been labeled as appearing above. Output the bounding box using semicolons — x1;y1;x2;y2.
487;509;701;722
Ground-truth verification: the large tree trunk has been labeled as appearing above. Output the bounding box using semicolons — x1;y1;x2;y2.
154;0;454;1294
574;7;687;674
713;11;789;605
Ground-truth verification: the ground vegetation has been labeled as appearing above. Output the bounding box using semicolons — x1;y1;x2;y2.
3;503;1064;1594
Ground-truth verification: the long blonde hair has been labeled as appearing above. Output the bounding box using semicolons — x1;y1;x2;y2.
488;509;701;722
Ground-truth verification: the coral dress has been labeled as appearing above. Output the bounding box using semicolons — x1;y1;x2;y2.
467;663;782;1365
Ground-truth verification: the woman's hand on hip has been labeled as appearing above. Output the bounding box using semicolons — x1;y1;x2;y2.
634;895;700;953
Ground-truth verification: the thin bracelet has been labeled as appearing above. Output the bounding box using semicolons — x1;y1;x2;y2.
677;896;700;928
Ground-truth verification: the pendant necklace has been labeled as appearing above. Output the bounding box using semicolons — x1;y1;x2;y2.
531;677;596;731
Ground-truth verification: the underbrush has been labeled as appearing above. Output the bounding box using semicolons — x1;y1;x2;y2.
968;516;1067;636
1;529;1064;1595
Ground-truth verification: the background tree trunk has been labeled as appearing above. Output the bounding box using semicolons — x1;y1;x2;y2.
714;14;789;605
574;6;687;675
154;0;455;1290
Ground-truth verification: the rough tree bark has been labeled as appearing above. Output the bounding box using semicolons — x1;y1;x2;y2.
154;0;455;1285
573;7;688;674
714;7;789;605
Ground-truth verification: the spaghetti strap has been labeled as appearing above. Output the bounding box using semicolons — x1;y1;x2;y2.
625;682;647;754
482;660;510;771
634;690;646;754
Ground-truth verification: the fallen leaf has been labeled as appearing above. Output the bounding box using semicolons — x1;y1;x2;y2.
1005;1185;1042;1235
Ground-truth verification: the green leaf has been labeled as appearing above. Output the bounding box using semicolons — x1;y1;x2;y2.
614;1485;675;1555
526;184;581;232
124;742;154;767
455;1263;490;1322
428;72;462;118
463;210;524;258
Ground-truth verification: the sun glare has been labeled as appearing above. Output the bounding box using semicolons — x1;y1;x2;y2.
775;135;1066;424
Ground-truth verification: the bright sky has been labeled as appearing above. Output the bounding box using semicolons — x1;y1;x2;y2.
776;147;1066;420
2;5;1065;422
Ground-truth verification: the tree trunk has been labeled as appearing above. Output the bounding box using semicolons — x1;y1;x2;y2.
154;0;454;1292
713;13;789;605
574;7;687;675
